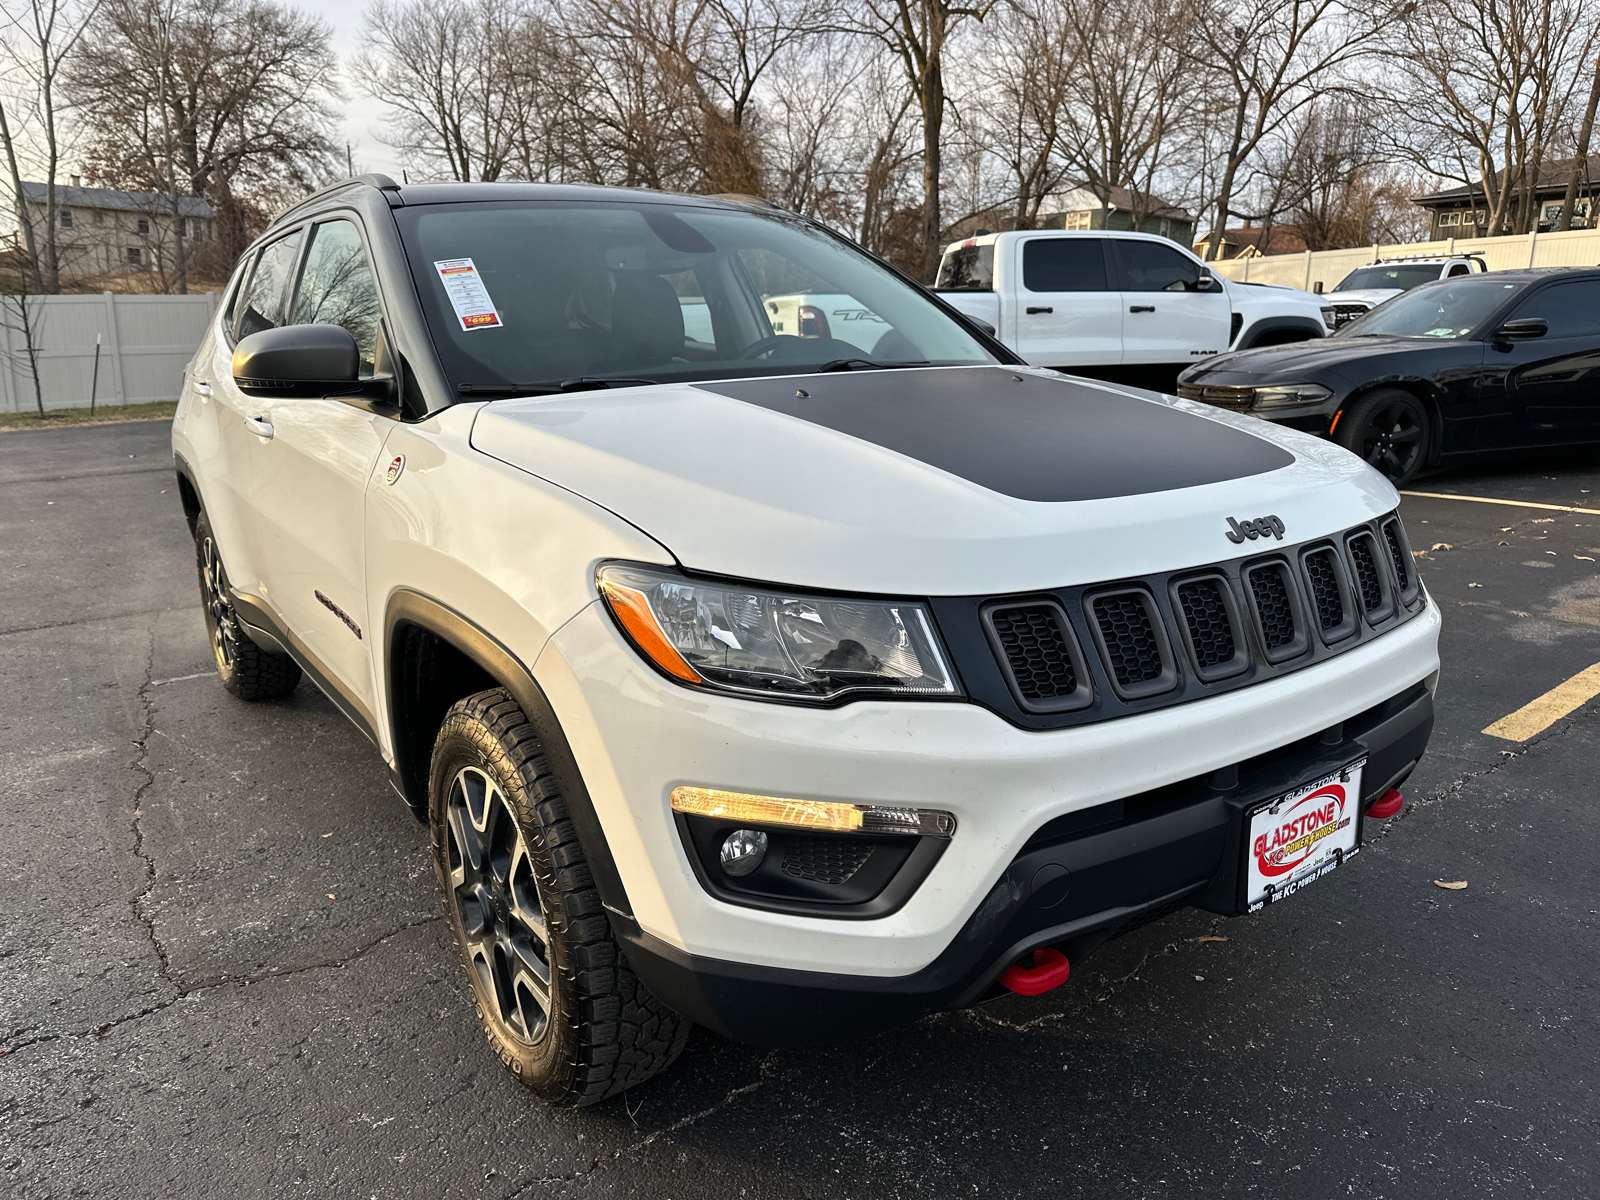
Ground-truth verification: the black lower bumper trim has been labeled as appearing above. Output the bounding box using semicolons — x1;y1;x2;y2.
613;681;1434;1047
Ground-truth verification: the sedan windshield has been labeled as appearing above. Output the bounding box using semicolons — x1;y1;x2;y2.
1333;264;1449;292
393;200;998;391
1337;278;1522;339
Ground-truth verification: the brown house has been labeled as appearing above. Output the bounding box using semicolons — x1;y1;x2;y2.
1412;155;1598;239
1192;221;1308;259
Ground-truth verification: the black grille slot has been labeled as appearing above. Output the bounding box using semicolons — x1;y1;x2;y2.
1177;579;1235;668
1348;534;1387;616
989;604;1079;701
1093;595;1164;686
1088;591;1175;698
1303;549;1345;631
1382;518;1415;600
781;837;874;885
1247;563;1301;658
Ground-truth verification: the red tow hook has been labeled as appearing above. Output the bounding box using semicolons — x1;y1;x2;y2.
1367;788;1404;820
1000;947;1071;996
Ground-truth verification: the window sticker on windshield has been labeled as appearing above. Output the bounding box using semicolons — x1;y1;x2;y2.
433;258;502;330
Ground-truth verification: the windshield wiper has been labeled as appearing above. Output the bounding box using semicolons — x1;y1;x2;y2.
814;358;930;373
455;377;659;397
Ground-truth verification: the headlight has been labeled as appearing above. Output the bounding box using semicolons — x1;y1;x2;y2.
596;563;961;702
1251;383;1333;410
1320;306;1337;329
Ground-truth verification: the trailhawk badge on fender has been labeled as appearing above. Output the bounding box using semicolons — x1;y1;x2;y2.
1245;758;1365;912
384;455;405;485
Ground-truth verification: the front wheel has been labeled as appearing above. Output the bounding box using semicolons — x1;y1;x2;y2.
429;688;690;1106
1334;389;1431;485
194;512;301;700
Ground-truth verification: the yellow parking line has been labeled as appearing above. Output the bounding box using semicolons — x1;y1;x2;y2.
1401;491;1600;517
1483;662;1600;741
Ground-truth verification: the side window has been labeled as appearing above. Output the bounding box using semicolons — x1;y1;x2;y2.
1022;238;1110;292
1447;263;1470;278
288;220;383;376
1508;281;1600;339
232;230;304;342
936;244;994;290
1116;240;1201;292
225;250;261;337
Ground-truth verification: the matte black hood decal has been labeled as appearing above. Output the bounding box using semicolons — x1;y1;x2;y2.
699;367;1294;503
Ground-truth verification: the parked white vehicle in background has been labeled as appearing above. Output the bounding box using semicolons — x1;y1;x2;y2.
934;230;1336;390
1322;254;1489;328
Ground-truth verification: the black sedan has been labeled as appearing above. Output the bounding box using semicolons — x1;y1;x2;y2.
1176;268;1600;483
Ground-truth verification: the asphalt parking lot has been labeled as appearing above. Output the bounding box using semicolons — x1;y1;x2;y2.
3;420;1598;1199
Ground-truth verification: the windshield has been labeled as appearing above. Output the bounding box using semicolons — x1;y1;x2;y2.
394;201;998;391
1333;264;1448;292
1337;278;1522;339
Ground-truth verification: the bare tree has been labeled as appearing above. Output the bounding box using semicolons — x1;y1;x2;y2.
1;0;103;291
1191;0;1404;261
1556;53;1600;232
0;235;47;413
1378;0;1599;236
68;0;338;273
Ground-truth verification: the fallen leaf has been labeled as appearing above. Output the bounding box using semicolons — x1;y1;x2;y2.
1433;880;1468;890
1431;542;1452;551
320;832;333;838
1499;540;1509;546
327;893;337;899
1412;550;1430;559
1468;582;1483;588
1509;609;1530;617
1501;526;1514;532
1577;556;1595;562
1546;550;1557;556
1194;975;1205;981
1196;936;1229;943
1532;518;1554;524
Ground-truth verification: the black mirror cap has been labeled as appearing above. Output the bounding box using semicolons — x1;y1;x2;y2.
232;324;360;396
1495;317;1548;341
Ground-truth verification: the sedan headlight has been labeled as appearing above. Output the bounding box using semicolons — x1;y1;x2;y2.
1250;383;1334;410
596;563;961;702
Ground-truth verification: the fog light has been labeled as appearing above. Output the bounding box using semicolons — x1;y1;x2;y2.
719;829;768;876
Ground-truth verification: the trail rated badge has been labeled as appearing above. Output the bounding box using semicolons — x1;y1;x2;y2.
385;454;405;485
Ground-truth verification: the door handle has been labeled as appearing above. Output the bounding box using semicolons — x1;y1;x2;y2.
193;379;212;396
1026;306;1053;315
244;415;275;439
1129;305;1156;313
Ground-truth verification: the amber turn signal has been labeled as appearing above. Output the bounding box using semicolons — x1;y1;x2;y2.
597;579;701;683
670;787;956;838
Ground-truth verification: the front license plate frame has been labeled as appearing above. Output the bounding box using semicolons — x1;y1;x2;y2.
1244;757;1366;913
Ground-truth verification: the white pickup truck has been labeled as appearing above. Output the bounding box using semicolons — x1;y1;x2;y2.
934;230;1335;390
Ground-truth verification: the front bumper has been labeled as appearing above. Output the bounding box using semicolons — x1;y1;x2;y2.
534;596;1439;985
611;678;1432;1045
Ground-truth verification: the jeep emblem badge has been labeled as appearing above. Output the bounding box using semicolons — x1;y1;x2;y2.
385;455;405;486
1226;514;1285;543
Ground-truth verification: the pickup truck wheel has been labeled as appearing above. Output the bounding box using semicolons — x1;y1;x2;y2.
429;688;690;1107
1334;389;1430;485
194;513;301;700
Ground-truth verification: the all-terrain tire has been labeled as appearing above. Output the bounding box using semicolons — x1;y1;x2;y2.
194;512;301;701
429;688;691;1107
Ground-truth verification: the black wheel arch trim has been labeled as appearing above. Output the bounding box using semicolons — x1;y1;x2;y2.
1235;316;1326;350
383;589;635;921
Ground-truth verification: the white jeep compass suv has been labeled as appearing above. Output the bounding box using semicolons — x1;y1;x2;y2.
172;177;1440;1106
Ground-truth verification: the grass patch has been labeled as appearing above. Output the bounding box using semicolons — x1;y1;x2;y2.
0;400;178;433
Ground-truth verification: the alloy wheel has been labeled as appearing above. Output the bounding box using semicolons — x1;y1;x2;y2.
1356;397;1425;481
200;536;241;672
445;766;553;1045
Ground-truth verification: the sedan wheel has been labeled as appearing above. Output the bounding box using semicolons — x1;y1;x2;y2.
1336;389;1430;485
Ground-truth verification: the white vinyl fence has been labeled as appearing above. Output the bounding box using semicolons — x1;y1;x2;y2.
1210;227;1600;293
0;292;220;413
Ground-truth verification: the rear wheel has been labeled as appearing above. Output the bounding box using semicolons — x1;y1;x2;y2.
429;688;690;1106
1335;388;1430;485
194;512;301;700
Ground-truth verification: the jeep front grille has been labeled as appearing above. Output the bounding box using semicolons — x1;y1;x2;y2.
968;513;1424;730
1176;578;1235;668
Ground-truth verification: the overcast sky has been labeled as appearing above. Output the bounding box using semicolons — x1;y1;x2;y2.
316;0;405;180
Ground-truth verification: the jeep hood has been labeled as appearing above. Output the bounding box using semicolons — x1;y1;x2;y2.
470;366;1399;595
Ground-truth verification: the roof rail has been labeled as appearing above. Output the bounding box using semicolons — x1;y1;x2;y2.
1369;251;1487;265
272;174;406;224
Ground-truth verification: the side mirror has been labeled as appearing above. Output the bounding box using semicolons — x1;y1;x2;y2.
1494;318;1548;341
967;316;997;336
233;324;360;397
1195;270;1222;293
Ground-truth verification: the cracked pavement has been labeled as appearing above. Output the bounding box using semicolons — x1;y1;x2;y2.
3;422;1598;1198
